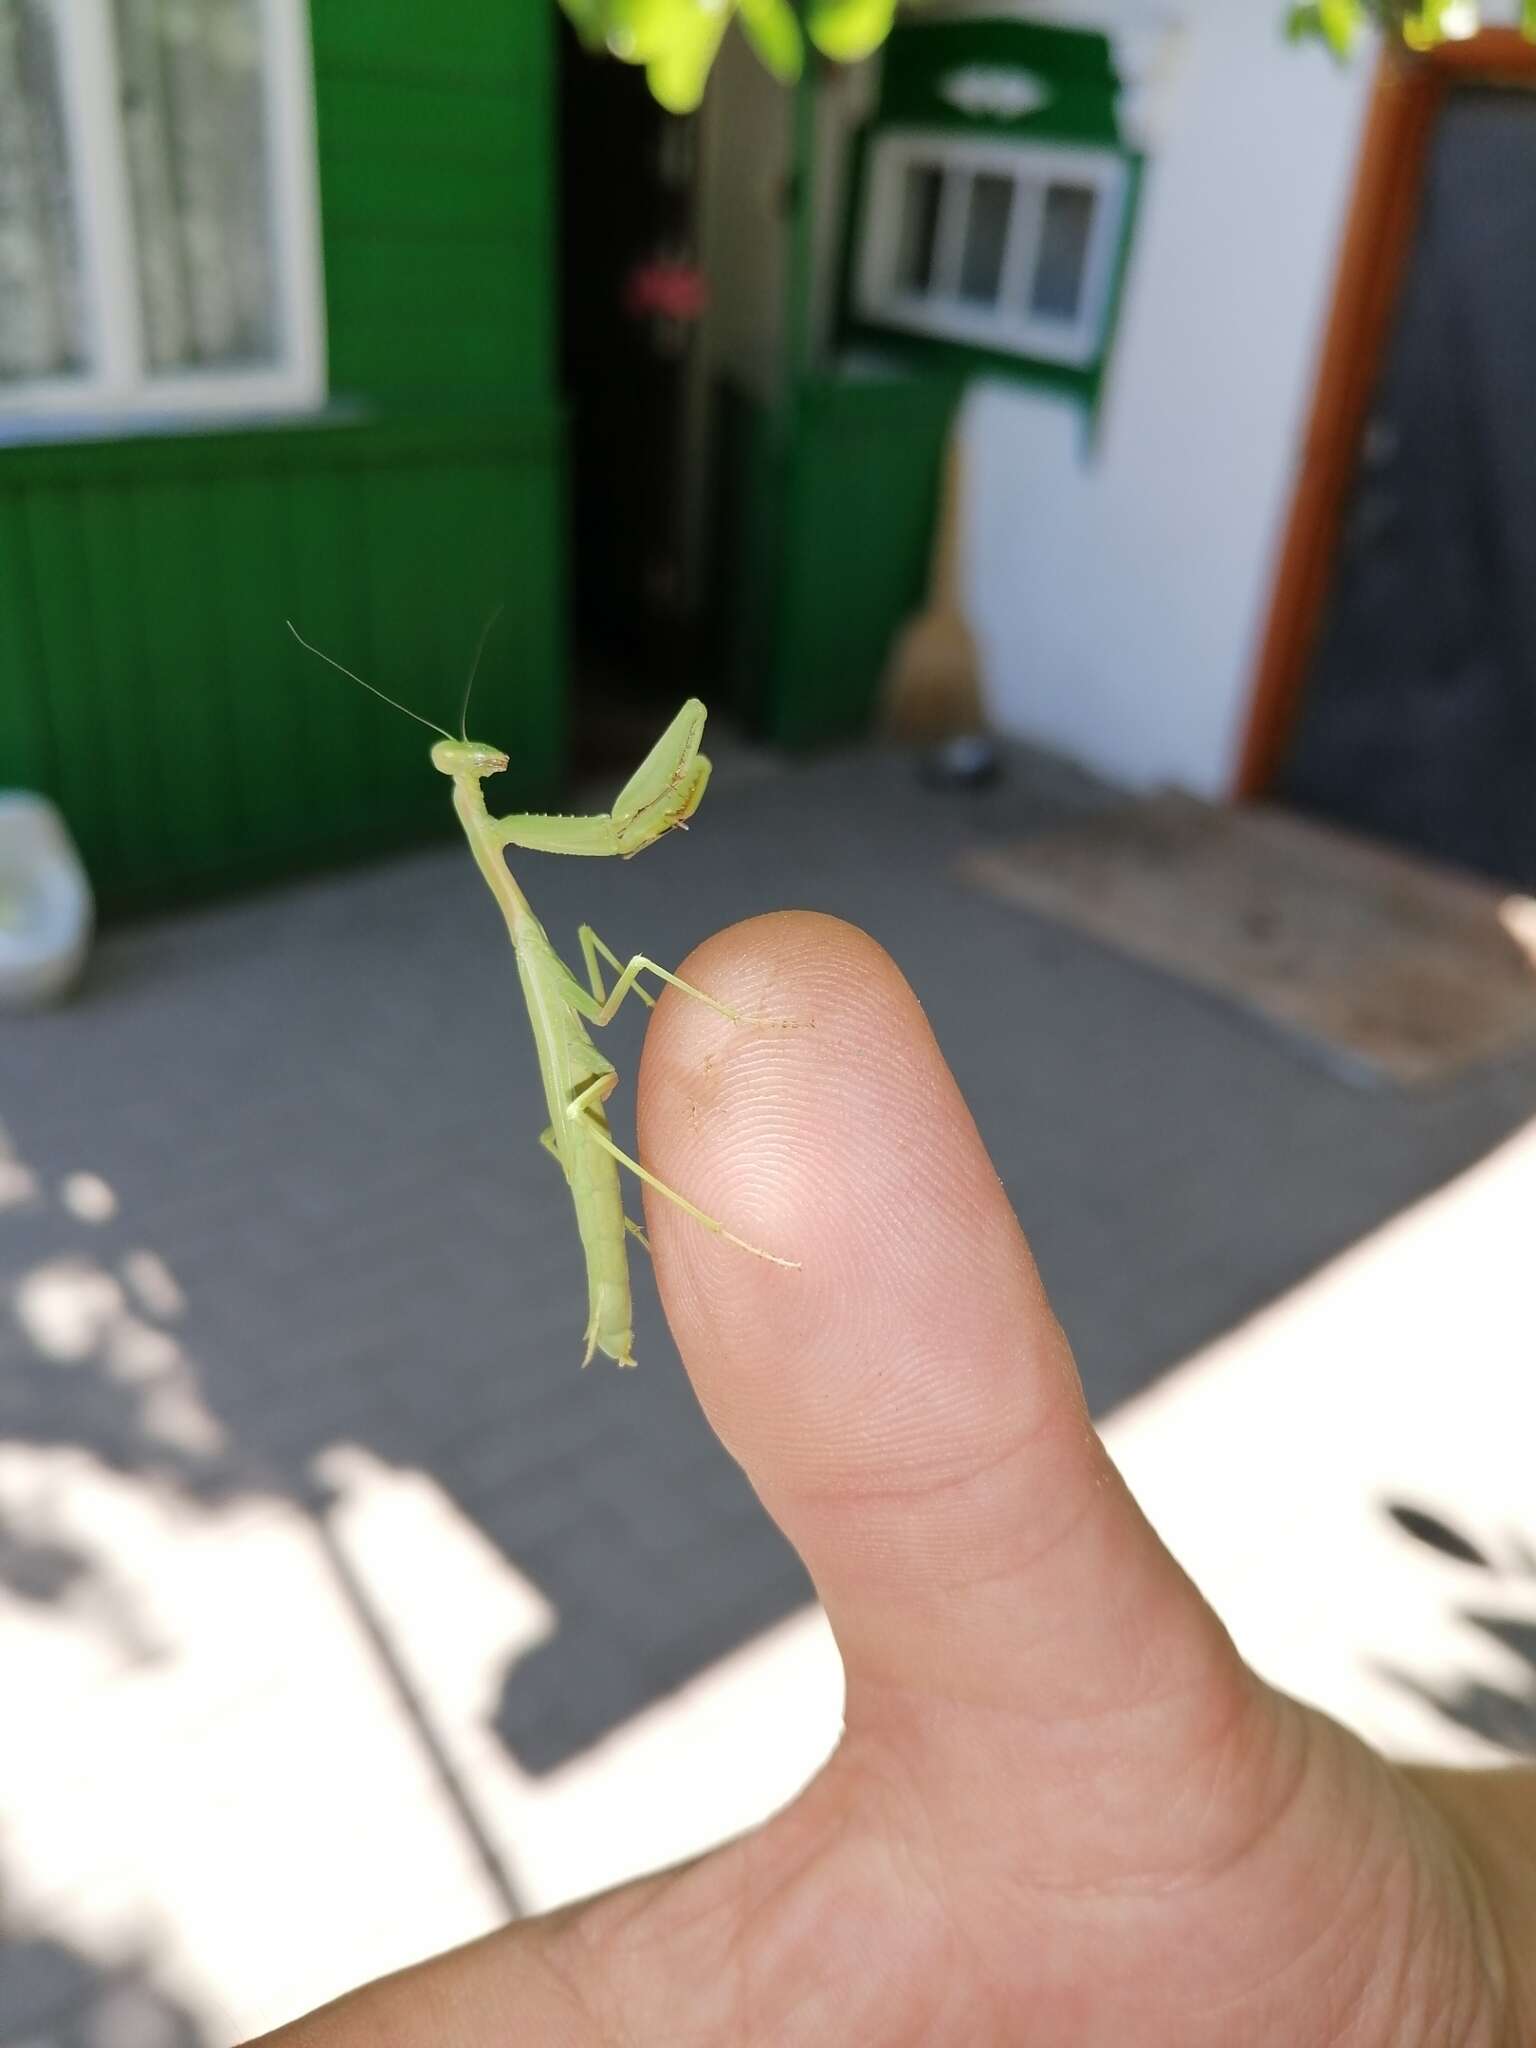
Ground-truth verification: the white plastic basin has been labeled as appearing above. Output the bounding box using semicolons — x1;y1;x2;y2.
0;792;94;1009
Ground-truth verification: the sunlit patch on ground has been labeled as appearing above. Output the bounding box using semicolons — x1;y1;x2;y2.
1105;1112;1536;1766
0;1426;841;2042
0;1125;839;2043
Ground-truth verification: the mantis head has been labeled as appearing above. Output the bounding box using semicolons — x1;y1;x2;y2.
611;698;711;854
431;737;510;781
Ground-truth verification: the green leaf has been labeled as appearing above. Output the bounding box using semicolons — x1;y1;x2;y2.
557;0;609;49
597;0;703;62
807;0;899;63
1317;0;1363;53
1402;0;1485;46
1284;0;1363;53
589;0;734;105
738;0;803;81
1525;0;1536;38
1284;2;1323;40
643;1;731;111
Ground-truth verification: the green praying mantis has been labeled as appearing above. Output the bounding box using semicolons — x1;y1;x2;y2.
288;624;797;1369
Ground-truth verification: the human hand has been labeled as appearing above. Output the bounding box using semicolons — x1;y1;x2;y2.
257;913;1534;2047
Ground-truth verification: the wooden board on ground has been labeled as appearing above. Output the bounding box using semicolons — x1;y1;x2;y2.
959;793;1536;1086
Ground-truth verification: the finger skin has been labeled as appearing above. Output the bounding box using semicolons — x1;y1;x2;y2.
637;911;1248;1738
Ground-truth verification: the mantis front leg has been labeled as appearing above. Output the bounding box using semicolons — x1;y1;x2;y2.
491;700;711;859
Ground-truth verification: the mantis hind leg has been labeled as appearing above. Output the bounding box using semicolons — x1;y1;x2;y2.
541;1121;649;1251
568;930;742;1030
564;1078;797;1270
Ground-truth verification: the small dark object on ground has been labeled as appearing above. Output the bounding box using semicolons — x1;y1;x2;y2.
920;734;1001;790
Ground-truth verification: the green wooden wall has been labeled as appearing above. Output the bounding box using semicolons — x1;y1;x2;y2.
0;0;564;913
310;0;554;403
0;415;561;912
721;372;960;749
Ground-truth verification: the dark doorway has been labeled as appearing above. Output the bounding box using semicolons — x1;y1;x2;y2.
558;22;703;746
1280;85;1536;889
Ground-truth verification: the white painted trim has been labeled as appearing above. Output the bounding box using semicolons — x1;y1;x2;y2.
52;0;137;398
854;128;1130;370
262;0;328;405
0;0;327;421
998;170;1047;320
939;64;1052;122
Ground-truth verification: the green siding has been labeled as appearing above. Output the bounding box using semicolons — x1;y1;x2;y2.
874;18;1125;147
311;1;554;405
0;502;53;790
725;374;961;750
307;0;544;77
1;1;564;910
0;415;563;913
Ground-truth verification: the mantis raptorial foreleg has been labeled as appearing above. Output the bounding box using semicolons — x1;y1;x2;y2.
492;701;712;859
564;1076;793;1268
571;926;741;1028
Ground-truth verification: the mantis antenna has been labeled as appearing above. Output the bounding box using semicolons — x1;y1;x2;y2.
286;620;452;740
458;603;505;742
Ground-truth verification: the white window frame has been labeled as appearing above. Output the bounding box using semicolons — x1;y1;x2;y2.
2;0;326;421
853;129;1130;371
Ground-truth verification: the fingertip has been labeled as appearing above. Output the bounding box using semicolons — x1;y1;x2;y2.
636;910;1050;1486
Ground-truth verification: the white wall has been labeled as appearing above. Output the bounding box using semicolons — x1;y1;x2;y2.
965;3;1374;794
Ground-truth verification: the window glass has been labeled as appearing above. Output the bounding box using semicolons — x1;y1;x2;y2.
856;133;1127;372
114;0;278;374
1030;181;1096;322
959;172;1012;306
0;0;87;384
894;161;943;297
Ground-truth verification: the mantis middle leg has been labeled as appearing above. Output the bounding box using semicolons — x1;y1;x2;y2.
573;926;741;1029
